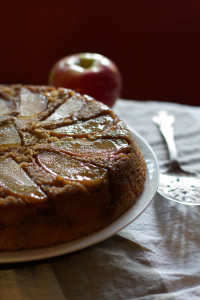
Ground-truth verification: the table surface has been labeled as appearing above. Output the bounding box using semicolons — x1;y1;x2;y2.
1;99;200;300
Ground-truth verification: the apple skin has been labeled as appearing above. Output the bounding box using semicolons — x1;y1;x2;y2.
48;53;122;107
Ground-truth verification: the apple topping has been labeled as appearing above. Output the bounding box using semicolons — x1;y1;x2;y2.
0;157;46;202
51;115;114;137
51;138;130;156
20;88;47;117
37;151;107;186
0;99;10;115
0;123;21;148
44;96;84;122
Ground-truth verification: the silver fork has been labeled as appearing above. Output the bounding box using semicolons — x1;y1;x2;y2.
152;110;200;205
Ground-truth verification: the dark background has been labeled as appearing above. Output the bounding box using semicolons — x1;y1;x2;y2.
0;0;200;105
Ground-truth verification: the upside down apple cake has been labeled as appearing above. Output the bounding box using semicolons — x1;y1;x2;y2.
0;84;146;251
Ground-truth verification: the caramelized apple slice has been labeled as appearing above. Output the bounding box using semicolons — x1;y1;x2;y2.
45;96;84;122
73;97;110;120
52;138;130;156
20;88;47;117
37;151;107;186
14;117;32;130
0;99;10;115
51;115;114;137
0;157;46;202
95;120;131;139
0;124;21;148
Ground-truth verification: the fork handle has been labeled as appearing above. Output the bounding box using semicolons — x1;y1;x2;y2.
152;111;180;167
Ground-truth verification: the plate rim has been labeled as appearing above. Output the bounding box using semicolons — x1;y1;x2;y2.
0;129;159;264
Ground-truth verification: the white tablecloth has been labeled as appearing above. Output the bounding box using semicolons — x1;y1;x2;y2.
1;99;200;300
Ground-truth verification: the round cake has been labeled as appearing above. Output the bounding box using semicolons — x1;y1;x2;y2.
0;84;146;251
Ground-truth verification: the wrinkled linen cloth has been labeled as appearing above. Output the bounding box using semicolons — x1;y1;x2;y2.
1;99;200;300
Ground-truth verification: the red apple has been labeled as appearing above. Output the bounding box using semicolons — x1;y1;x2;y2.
48;53;122;107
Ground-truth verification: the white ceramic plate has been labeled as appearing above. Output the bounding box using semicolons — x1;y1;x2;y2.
0;129;159;264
